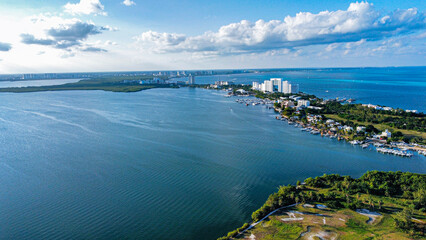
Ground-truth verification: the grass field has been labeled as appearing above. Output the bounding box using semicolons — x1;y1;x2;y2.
324;114;426;139
237;202;421;240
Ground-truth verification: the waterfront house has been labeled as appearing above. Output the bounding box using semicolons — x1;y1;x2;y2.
236;89;248;95
381;129;392;138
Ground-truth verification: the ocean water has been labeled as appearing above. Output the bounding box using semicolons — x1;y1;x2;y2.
0;68;425;240
195;67;426;112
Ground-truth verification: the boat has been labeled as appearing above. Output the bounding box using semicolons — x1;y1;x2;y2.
376;147;413;157
361;143;369;148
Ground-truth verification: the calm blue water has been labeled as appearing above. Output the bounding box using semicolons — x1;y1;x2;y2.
0;79;82;88
0;68;425;240
195;67;426;112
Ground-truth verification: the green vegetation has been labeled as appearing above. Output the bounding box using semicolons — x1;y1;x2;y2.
218;171;426;240
250;219;303;240
324;113;426;141
253;90;425;144
0;75;176;93
197;83;425;144
318;102;426;142
197;83;425;143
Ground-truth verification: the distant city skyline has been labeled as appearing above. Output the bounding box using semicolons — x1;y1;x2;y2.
0;0;425;73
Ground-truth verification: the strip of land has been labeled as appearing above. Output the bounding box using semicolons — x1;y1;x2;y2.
0;75;176;93
217;171;426;240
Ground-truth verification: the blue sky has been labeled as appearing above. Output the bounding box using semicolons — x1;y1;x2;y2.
0;0;425;73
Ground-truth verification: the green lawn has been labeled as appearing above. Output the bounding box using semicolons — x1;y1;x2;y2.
324;114;426;139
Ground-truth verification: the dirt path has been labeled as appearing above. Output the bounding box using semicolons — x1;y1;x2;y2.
237;203;297;236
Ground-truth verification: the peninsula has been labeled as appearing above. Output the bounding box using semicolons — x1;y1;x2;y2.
0;75;176;93
195;81;426;155
218;171;426;240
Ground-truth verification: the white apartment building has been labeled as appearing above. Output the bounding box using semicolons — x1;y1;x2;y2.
282;81;290;94
252;78;299;94
271;78;282;92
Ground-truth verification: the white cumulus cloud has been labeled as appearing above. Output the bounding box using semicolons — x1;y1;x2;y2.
134;2;425;55
64;0;107;16
19;14;108;54
122;0;136;6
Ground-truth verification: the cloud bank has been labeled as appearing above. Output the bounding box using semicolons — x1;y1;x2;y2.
64;0;106;16
20;16;106;52
0;42;12;51
135;2;426;55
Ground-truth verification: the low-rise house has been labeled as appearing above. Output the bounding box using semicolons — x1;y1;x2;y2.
381;129;392;138
281;100;294;108
236;89;248;94
307;106;322;110
406;109;418;113
343;126;353;132
356;126;366;132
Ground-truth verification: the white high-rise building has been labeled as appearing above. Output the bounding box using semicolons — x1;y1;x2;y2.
282;81;290;94
188;75;195;84
271;78;282;92
252;82;260;90
291;84;299;93
252;79;298;94
264;80;273;92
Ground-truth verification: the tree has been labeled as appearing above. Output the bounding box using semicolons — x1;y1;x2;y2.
394;208;414;231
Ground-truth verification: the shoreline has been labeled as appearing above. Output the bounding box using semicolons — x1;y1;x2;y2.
236;96;426;157
192;84;426;156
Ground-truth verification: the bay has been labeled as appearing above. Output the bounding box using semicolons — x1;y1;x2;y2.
0;68;425;240
0;79;82;88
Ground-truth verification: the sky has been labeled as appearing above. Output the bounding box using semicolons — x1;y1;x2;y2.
0;0;425;73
